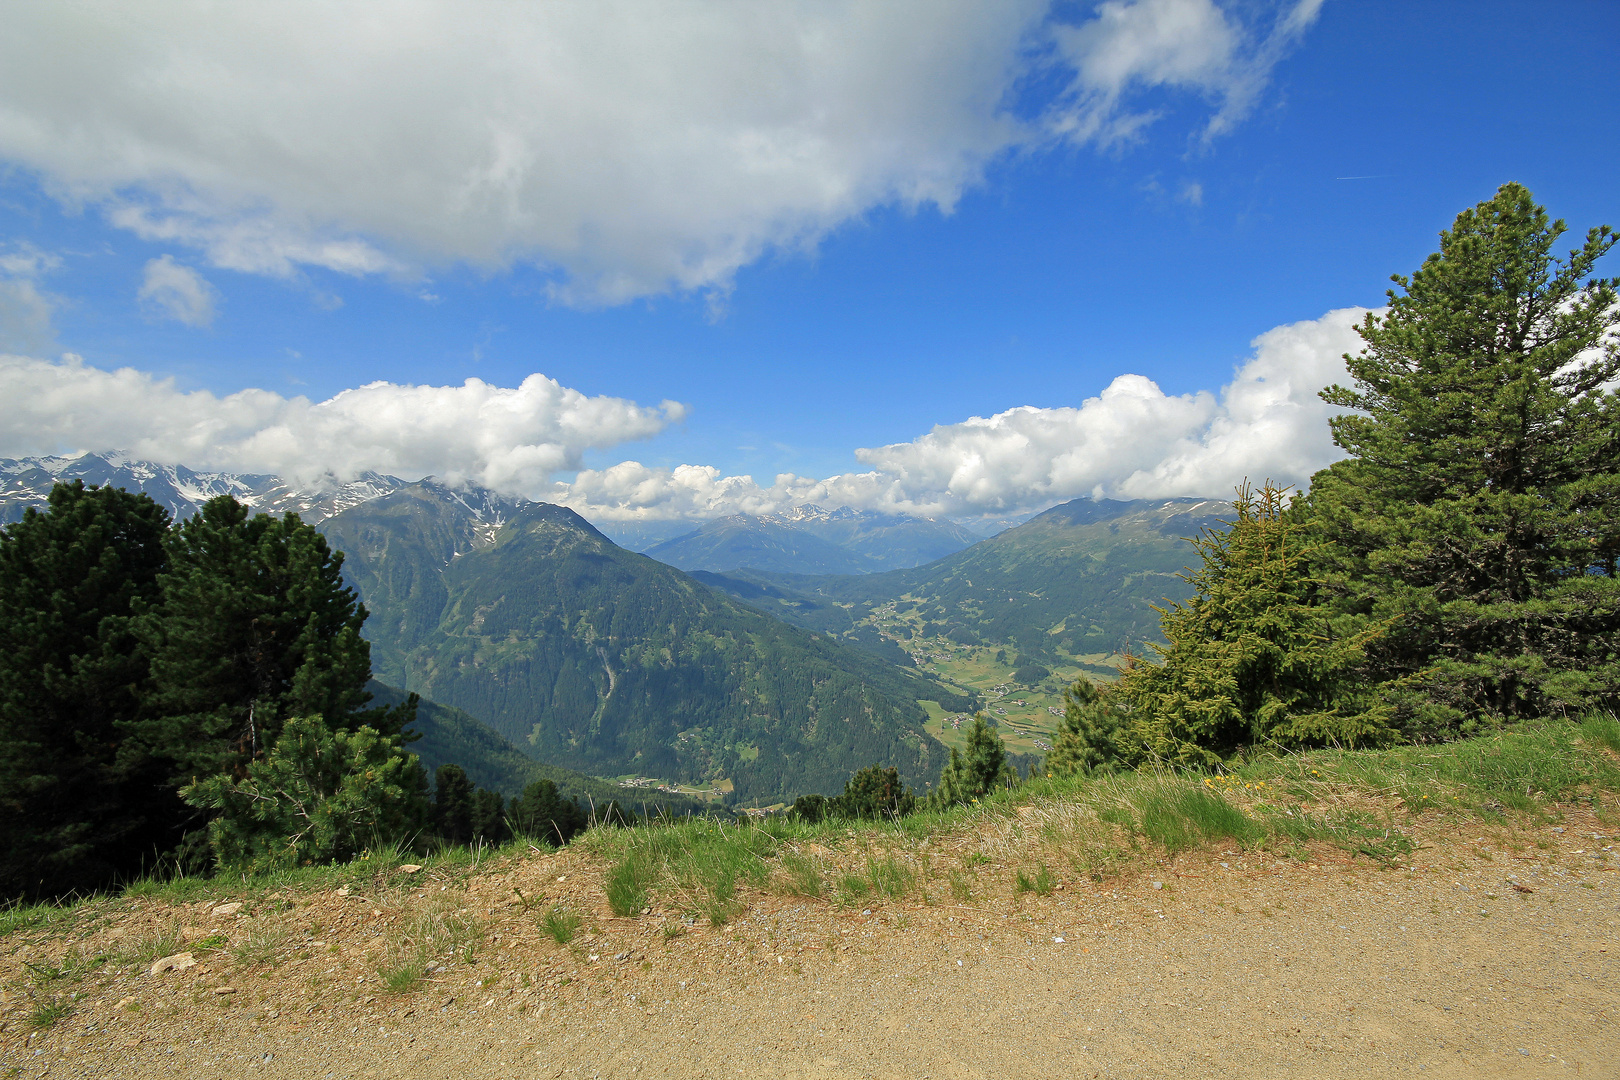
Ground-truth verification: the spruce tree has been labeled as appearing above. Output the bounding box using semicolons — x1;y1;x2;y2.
0;482;174;898
1045;678;1139;777
136;496;412;783
1310;183;1620;732
930;716;1018;807
1114;482;1390;767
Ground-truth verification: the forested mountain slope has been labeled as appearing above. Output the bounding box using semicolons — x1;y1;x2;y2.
322;484;966;803
369;682;705;813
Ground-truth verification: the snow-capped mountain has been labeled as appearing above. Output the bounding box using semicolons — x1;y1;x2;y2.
0;452;413;525
644;503;982;575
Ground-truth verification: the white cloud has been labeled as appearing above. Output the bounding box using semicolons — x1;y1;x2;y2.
1046;0;1323;148
0;243;61;354
0;2;1316;304
138;255;217;327
0;305;1365;515
0;354;683;490
555;307;1370;521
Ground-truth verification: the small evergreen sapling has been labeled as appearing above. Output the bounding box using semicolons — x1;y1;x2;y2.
1044;678;1139;777
930;716;1018;807
182;715;428;873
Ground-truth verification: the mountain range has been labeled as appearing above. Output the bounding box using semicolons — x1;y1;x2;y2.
643;505;982;575
320;483;971;803
0;452;405;525
4;452;1231;804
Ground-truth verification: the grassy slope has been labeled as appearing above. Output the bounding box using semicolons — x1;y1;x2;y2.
11;717;1612;939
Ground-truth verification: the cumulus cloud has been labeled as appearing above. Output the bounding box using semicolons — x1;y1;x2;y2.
1047;0;1323;148
0;354;683;491
555;307;1370;521
0;243;61;354
0;2;1316;304
138;255;217;327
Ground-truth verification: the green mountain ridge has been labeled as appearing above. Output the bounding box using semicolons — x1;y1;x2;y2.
321;485;968;803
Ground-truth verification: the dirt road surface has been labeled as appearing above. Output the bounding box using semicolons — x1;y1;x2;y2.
3;819;1615;1079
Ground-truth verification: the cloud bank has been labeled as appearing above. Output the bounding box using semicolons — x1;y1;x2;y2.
0;355;683;491
0;1;1318;304
0;305;1365;515
557;307;1370;520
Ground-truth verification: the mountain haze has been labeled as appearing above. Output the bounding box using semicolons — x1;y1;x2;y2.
646;505;979;575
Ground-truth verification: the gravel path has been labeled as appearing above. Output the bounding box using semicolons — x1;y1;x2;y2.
4;818;1615;1078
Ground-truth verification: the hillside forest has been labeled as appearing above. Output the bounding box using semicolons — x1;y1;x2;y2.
0;183;1615;902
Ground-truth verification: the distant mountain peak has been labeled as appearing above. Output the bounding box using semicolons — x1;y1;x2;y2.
0;451;435;526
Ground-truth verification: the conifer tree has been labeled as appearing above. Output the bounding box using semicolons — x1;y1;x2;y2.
433;764;474;845
136;496;412;783
930;716;1018;807
506;778;587;845
828;764;915;820
470;787;507;843
1310;183;1620;731
183;715;427;872
1115;482;1389;767
0;482;174;898
1045;678;1139;777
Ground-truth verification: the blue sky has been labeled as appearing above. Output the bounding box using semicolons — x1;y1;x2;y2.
0;0;1615;526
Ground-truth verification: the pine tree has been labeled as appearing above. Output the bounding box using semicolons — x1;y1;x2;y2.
136;496;413;783
930;716;1018;807
828;764;916;820
433;764;474;845
183;715;427;872
470;787;507;844
506;779;587;845
1115;482;1390;767
0;482;174;898
1310;183;1620;732
790;793;829;823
